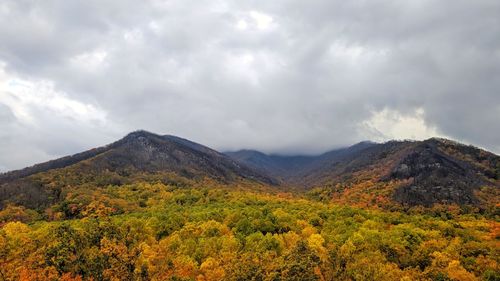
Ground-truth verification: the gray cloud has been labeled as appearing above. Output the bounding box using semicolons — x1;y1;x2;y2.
0;0;499;171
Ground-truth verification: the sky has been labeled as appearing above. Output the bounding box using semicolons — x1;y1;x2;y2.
0;0;499;171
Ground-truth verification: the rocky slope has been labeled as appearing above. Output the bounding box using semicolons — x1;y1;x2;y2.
0;131;276;209
228;138;499;207
1;132;498;209
391;139;499;206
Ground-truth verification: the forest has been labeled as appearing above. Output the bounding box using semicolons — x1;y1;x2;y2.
1;179;498;281
1;0;499;279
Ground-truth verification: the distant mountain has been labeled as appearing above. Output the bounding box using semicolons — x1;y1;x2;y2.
224;150;316;179
0;130;277;209
227;139;499;207
225;141;377;181
1;131;498;210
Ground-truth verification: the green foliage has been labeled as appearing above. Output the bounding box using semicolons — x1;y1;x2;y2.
0;182;498;280
278;241;320;281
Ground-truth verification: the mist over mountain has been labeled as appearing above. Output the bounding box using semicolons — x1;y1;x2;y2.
225;141;377;181
1;1;499;279
1;131;498;210
0;130;498;280
227;138;499;207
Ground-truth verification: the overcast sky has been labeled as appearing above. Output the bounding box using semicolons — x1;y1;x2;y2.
0;0;499;171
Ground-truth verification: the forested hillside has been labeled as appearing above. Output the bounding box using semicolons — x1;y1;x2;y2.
0;131;276;209
1;184;498;280
228;138;500;209
0;132;498;280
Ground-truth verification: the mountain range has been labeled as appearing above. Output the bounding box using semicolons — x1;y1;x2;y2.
1;130;498;210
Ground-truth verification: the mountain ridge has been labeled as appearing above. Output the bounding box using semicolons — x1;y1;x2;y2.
0;130;277;209
1;131;498;210
0;130;275;184
226;138;499;207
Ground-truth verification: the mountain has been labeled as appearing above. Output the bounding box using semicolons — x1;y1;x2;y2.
1;132;498;210
225;141;393;184
224;150;316;179
1;134;498;280
1;135;497;279
0;130;277;209
227;138;499;207
390;138;499;206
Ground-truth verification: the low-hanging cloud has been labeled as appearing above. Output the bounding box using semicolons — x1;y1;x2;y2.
0;0;499;171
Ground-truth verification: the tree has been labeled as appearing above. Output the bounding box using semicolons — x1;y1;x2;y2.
279;241;321;281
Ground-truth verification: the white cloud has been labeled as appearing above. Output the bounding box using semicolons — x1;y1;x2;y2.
0;63;122;170
223;53;260;85
0;0;498;169
362;108;443;141
148;21;161;33
123;28;143;43
236;19;248;30
328;42;388;65
0;66;107;125
70;50;108;72
250;11;274;30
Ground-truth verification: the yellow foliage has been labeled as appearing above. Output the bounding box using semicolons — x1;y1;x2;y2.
301;226;317;238
2;221;30;237
446;260;479;281
198;257;225;281
307;233;325;250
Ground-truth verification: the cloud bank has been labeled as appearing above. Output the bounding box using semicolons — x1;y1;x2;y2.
0;0;499;171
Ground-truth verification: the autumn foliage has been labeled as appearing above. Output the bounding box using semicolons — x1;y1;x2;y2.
0;180;498;281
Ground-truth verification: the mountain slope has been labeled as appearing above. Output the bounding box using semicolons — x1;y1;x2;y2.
224;150;316;180
1;132;498;210
227;139;499;207
0;131;277;209
308;138;499;207
225;141;377;181
391;138;499;206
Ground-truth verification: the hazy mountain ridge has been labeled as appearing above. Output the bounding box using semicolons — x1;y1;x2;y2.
225;141;377;179
227;138;499;207
1;131;498;210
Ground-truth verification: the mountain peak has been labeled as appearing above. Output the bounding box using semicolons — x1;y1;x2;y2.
0;131;278;208
1;133;498;209
121;130;161;141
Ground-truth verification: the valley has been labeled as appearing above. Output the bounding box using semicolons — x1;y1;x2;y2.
0;131;498;280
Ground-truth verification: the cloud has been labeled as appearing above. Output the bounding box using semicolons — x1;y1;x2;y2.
0;65;121;171
362;108;441;142
0;0;499;170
